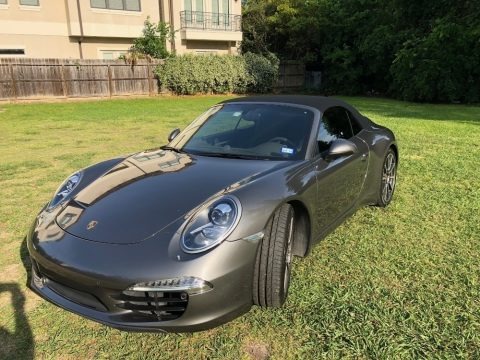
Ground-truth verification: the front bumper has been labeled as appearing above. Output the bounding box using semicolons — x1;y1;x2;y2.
27;222;259;332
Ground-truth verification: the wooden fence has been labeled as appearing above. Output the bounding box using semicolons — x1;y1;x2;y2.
275;61;306;92
0;58;308;100
0;58;162;100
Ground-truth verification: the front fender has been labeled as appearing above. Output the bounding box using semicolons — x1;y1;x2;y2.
226;161;317;243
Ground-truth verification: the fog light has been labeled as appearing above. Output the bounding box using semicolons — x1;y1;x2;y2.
128;276;213;295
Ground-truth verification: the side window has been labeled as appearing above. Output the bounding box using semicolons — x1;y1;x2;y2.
347;111;363;135
317;107;353;152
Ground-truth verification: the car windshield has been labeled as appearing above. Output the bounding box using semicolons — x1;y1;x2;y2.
169;103;315;161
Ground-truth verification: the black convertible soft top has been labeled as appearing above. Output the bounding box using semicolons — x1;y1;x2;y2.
221;95;375;129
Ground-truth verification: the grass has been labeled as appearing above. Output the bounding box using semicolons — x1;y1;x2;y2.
0;95;479;359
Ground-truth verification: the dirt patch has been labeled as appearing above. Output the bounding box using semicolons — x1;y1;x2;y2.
0;264;41;312
0;224;11;241
0;286;40;313
24;288;41;312
0;291;11;308
55;345;98;360
1;264;21;283
244;341;270;360
34;332;49;343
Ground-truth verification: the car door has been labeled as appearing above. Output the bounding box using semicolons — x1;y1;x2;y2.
314;107;369;231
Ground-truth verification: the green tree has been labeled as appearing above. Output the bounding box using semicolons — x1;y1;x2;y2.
241;0;480;102
127;17;172;61
240;0;282;66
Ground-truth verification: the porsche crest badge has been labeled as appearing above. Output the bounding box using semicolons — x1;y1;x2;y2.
87;220;98;230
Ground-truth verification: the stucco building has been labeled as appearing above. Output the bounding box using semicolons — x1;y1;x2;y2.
0;0;242;59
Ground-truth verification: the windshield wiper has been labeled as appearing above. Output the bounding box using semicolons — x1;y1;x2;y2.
191;151;268;160
161;145;186;154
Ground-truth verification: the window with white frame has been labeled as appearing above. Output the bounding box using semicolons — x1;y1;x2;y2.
20;0;39;5
196;50;218;55
91;0;141;11
212;0;230;26
212;0;230;14
184;0;205;25
100;50;127;60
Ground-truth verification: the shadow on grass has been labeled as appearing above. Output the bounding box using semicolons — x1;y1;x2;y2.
0;237;36;359
0;273;34;360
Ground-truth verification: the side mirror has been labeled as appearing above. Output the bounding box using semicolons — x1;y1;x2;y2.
168;128;181;142
324;139;358;161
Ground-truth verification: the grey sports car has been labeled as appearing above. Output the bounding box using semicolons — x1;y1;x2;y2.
27;96;398;332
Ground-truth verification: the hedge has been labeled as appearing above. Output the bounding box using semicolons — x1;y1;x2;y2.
155;53;278;95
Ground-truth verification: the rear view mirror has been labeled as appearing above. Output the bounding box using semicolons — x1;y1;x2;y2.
324;139;358;161
168;128;181;142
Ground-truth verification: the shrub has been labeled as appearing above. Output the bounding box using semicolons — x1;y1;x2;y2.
244;52;279;93
156;54;278;95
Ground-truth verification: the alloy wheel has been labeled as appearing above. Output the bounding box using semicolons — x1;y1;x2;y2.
381;152;397;204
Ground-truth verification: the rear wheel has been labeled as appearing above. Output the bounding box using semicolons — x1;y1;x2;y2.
376;148;397;207
253;204;295;308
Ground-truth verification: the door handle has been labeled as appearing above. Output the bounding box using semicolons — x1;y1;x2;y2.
361;153;368;161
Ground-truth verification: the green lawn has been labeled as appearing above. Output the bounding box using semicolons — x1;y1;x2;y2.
0;96;479;359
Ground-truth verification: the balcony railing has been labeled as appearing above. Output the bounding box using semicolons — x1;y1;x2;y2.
180;11;242;32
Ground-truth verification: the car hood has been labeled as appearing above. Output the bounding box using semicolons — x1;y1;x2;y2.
56;149;291;244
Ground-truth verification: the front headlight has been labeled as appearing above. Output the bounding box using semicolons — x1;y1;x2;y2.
48;171;83;209
181;195;241;253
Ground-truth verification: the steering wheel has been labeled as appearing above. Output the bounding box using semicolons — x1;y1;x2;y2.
269;137;296;149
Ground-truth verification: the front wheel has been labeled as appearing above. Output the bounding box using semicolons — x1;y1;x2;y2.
376;148;397;207
253;204;295;308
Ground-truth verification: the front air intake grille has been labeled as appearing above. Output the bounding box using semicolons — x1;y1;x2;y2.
111;290;188;321
32;260;109;312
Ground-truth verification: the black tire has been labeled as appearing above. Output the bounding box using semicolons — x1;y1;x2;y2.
376;148;397;207
253;203;295;308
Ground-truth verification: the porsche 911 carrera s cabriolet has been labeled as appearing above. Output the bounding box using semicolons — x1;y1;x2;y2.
27;96;398;332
